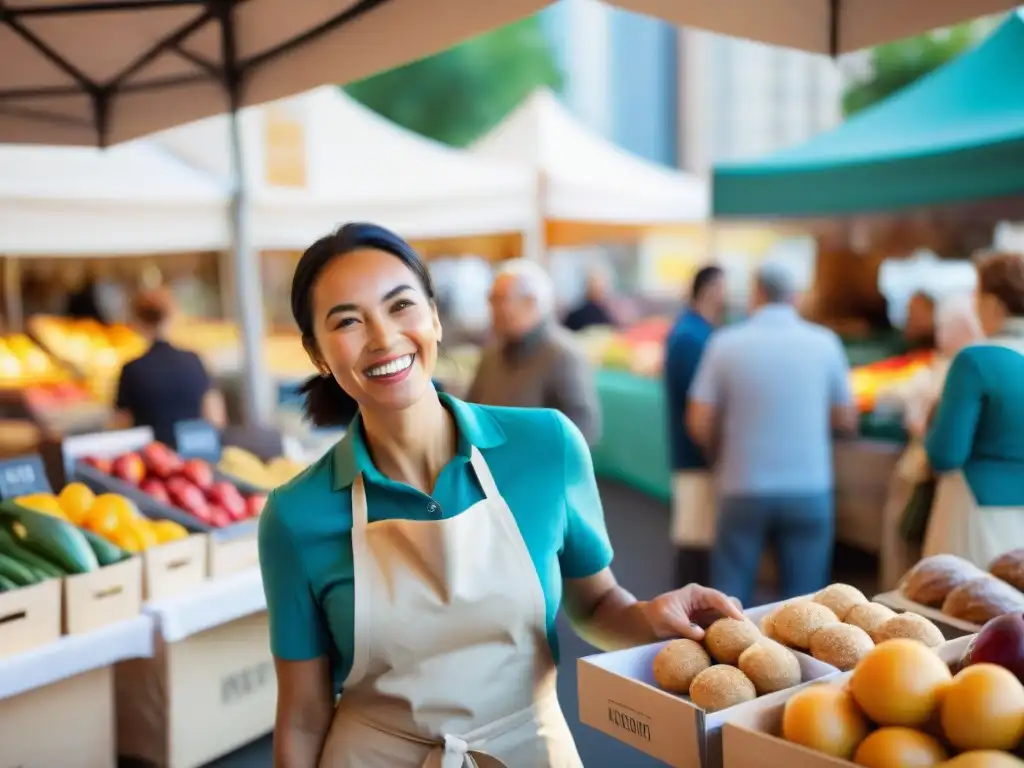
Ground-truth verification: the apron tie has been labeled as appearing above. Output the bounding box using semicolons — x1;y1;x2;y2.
439;733;498;768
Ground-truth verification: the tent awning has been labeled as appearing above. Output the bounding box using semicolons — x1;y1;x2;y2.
713;10;1024;218
471;89;708;228
156;87;534;247
0;142;230;255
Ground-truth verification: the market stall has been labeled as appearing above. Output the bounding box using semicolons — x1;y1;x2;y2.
470;88;709;254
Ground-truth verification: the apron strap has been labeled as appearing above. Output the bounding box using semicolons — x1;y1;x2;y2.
469;447;501;500
346;474;371;687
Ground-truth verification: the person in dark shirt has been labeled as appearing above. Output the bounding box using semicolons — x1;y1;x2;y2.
663;265;725;587
564;267;616;332
113;288;226;446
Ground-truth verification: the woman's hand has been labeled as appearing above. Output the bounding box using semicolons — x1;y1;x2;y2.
639;583;744;641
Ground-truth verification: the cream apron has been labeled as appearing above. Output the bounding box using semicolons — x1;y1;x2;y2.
319;447;582;768
671;470;716;547
923;336;1024;569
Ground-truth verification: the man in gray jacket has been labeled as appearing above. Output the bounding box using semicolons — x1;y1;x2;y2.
468;259;601;445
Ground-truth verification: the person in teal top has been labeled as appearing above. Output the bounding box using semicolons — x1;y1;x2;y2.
926;253;1024;506
259;222;742;766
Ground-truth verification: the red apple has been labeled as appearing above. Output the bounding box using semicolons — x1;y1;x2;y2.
207;481;246;521
246;494;267;517
166;476;211;522
209;506;232;528
961;612;1024;683
140;478;170;505
83;456;113;475
180;458;213;491
141;442;183;480
112;453;145;485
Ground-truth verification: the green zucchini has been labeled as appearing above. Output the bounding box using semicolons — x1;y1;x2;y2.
0;527;66;578
0;574;16;591
0;552;37;586
78;528;129;567
0;504;98;574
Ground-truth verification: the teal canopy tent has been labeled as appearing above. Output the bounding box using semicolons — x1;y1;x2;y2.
713;10;1024;218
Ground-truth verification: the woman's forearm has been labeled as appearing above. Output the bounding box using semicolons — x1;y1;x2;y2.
273;724;328;768
570;585;657;652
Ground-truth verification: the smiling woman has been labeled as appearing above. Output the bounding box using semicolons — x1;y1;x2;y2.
261;222;742;768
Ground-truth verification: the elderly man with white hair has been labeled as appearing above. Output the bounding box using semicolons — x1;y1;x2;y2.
467;259;601;445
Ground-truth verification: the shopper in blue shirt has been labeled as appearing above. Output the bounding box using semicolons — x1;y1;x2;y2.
924;252;1024;566
664;265;725;587
258;223;742;768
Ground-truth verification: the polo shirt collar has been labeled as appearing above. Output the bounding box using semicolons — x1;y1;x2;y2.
330;392;506;491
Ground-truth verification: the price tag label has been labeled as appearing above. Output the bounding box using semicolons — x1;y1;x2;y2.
0;455;52;500
174;419;222;462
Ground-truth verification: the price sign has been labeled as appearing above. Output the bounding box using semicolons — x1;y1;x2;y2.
0;455;52;500
174;420;222;462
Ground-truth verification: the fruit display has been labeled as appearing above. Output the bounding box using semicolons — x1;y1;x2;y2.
218;446;305;492
0;333;67;388
0;498;131;589
651;615;813;713
15;484;189;554
759;584;946;671
780;637;1024;766
900;554;1024;627
22;381;97;414
82;442;267;529
850;349;934;413
962;613;1024;685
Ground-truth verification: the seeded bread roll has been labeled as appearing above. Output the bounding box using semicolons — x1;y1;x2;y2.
813;584;867;621
772;601;839;650
845;602;897;638
901;554;986;607
738;640;801;694
688;665;756;713
989;549;1024;592
809;623;874;670
704;618;762;665
941;575;1024;626
652;639;711;694
873;612;944;647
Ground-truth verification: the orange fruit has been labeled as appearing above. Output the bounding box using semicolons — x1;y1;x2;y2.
58;482;95;524
853;727;947;767
939;752;1024;767
851;639;952;727
16;493;66;519
111;527;142;553
90;493;139;527
782;683;869;760
941;664;1024;752
127;520;159;550
151;520;189;543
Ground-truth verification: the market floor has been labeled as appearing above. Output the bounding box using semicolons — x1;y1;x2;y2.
203;480;877;768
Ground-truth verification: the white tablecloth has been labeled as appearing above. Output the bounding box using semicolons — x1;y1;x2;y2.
0;614;155;701
143;567;266;643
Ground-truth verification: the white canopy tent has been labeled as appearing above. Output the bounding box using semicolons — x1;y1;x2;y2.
156;87;534;252
470;89;708;252
0;142;229;255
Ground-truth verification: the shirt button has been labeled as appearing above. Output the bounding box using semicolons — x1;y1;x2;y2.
427;502;440;515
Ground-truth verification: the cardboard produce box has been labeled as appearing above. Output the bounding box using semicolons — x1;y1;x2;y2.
723;636;974;768
0;578;62;660
64;555;143;635
143;534;208;601
577;640;839;768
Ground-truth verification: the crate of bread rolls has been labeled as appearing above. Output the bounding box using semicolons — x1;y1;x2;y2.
576;590;852;768
875;551;1024;636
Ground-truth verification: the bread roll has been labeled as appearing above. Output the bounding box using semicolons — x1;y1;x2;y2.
873;612;944;648
688;665;756;713
809;623;874;670
989;549;1024;592
846;602;897;638
941;575;1024;625
901;554;986;607
772;601;839;650
813;584;867;621
652;639;711;693
705;618;761;665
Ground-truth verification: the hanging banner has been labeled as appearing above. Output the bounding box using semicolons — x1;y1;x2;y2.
264;104;307;189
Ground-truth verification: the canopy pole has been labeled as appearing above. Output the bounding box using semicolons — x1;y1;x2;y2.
227;110;274;426
219;2;273;427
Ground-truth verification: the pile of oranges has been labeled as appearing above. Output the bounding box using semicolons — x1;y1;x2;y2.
16;484;189;553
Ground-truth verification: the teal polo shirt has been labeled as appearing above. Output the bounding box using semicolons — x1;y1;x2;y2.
258;394;614;691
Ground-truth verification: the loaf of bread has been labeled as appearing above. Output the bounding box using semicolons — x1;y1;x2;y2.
900;554;986;607
989;549;1024;592
941;575;1024;625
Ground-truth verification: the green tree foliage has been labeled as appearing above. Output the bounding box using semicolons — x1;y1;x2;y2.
842;23;977;117
344;16;562;147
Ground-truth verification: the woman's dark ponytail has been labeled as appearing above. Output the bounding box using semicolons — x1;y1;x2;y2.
298;373;359;429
